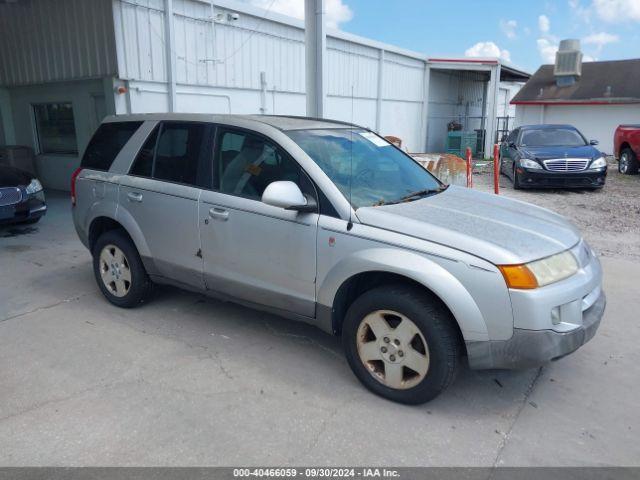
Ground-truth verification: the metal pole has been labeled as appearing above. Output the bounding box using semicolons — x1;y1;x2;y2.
305;0;326;118
466;147;473;188
164;0;177;112
493;143;500;195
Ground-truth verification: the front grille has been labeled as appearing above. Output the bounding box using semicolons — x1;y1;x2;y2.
0;187;22;206
543;158;589;172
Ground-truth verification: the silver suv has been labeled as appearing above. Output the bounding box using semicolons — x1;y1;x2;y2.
73;114;605;404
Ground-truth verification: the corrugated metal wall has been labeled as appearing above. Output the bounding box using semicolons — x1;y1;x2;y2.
112;0;428;150
0;0;117;86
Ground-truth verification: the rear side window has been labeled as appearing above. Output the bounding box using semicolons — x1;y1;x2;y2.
129;122;210;187
81;121;142;171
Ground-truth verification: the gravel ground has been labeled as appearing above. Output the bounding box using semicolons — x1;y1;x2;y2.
473;159;640;261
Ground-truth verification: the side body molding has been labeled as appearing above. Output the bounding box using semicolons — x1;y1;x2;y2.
316;248;490;342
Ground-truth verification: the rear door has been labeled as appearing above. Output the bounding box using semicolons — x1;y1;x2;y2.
118;121;212;289
198;127;319;317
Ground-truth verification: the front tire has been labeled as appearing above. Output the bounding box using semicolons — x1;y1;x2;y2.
513;166;522;189
619;148;639;175
342;285;461;404
92;229;152;308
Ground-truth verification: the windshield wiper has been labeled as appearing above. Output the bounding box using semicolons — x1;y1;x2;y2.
377;186;448;206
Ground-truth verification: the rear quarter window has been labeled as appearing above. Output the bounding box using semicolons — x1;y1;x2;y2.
81;121;143;171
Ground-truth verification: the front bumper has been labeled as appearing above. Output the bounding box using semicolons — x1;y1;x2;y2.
466;290;605;369
518;167;606;188
467;241;605;370
0;194;47;225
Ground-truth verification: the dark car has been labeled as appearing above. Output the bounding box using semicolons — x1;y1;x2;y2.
500;124;607;189
0;164;47;225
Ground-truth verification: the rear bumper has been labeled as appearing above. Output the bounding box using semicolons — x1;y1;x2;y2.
467;290;605;370
518;168;607;188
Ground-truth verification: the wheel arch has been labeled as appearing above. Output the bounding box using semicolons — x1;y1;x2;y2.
619;142;631;157
88;214;151;261
317;248;490;344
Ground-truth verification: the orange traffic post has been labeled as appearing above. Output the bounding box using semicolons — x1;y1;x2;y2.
493;143;500;195
465;147;473;188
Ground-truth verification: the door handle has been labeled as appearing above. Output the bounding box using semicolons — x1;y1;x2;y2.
209;207;229;221
127;192;143;203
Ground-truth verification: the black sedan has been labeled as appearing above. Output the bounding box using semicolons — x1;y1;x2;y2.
500;124;607;189
0;164;47;225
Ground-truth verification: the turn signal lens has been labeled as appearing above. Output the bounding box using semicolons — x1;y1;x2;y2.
498;264;539;289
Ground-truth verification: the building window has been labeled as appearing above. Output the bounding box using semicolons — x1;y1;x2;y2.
33;103;78;155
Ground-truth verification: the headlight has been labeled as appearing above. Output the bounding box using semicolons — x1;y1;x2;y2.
520;158;542;169
590;157;606;169
25;178;43;195
499;250;578;289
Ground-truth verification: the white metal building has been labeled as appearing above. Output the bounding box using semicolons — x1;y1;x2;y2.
512;41;640;155
0;0;529;190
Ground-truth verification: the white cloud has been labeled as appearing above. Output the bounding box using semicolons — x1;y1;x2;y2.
500;19;518;39
582;31;620;46
593;0;640;22
568;0;592;22
249;0;353;29
464;41;511;62
537;38;558;63
538;14;551;32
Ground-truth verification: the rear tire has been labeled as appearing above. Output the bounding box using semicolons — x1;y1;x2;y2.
619;148;639;175
342;285;461;404
92;229;152;308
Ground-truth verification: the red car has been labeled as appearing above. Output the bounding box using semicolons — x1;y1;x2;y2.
614;125;640;175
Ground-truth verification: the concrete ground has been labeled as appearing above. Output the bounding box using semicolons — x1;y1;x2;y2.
0;187;638;467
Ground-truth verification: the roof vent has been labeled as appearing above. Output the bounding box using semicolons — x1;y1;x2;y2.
554;39;582;86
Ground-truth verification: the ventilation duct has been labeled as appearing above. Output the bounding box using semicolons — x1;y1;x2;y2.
554;39;582;86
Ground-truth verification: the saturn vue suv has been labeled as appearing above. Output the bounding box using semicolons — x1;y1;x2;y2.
72;114;606;404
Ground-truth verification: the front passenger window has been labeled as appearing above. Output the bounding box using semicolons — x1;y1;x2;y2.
216;130;309;201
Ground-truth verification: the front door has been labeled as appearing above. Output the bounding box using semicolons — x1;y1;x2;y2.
199;127;318;317
118;121;212;289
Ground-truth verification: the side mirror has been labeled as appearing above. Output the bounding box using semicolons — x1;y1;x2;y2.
509;142;517;148
500;134;508;143
261;181;316;212
590;139;599;145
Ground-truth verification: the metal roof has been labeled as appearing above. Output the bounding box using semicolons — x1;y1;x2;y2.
511;59;640;105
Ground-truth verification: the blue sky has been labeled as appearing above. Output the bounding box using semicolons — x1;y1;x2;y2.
250;0;640;73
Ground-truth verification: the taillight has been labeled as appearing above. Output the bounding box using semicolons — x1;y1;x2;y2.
70;167;82;206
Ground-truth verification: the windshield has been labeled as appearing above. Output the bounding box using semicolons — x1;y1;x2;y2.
286;128;442;208
520;128;586;147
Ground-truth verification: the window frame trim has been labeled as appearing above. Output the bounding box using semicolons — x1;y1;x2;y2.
31;101;79;156
209;124;326;214
127;120;213;190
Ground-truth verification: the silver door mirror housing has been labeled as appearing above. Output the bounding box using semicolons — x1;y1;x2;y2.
262;181;310;211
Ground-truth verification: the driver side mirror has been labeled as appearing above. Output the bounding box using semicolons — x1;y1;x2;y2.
509;142;517;148
261;181;317;213
590;139;599;146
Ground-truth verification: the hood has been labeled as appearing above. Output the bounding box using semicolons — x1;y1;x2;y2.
355;186;581;265
0;164;32;188
518;144;601;161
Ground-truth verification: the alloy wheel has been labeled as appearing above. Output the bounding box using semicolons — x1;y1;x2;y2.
620;153;629;174
356;310;430;390
99;244;132;297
